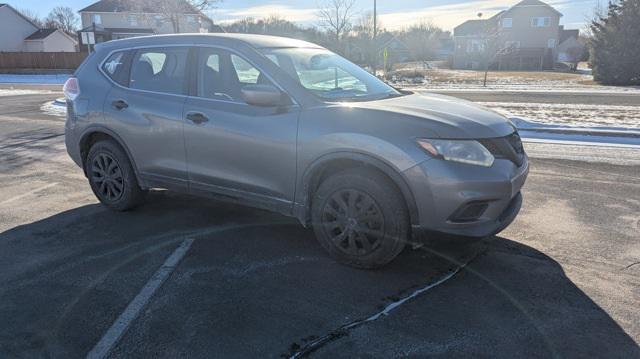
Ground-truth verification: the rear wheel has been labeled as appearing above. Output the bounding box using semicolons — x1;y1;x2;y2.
86;140;146;211
311;168;409;269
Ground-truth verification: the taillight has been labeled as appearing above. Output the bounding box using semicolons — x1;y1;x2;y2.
63;77;80;101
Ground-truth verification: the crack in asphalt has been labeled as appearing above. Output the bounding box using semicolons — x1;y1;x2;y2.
284;247;484;359
623;262;640;270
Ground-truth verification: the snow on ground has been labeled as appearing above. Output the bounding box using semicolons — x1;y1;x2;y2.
40;100;67;117
479;102;640;129
0;74;70;85
393;68;640;94
0;88;51;96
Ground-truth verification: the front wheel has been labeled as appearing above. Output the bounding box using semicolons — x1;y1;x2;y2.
311;168;409;269
86;140;146;211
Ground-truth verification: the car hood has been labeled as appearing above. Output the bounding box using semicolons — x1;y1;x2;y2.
353;92;516;139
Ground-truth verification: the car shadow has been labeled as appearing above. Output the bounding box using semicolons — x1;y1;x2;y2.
0;191;638;358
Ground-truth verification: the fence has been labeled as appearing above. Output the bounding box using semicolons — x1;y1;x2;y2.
0;52;88;70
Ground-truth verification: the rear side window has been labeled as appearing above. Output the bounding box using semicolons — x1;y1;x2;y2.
129;47;189;95
102;51;129;86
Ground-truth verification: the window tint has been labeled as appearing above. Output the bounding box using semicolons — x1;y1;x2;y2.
196;48;273;103
102;51;129;86
130;47;189;95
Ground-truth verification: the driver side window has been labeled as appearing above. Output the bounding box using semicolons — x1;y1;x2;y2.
196;48;273;103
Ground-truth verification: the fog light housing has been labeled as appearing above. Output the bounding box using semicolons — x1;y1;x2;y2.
449;202;489;223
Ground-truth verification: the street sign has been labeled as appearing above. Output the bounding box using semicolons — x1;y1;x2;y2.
81;32;96;45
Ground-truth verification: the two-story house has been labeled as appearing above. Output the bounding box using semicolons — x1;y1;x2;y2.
78;0;222;51
452;0;579;70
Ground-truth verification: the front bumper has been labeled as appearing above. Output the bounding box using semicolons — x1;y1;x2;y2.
404;155;529;238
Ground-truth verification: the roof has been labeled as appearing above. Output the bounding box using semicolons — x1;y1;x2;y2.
25;28;57;40
80;0;199;14
105;27;155;34
512;0;563;16
560;29;579;43
0;3;40;29
96;33;325;52
454;20;490;37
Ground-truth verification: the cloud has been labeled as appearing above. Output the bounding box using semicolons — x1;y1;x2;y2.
379;0;513;31
209;0;588;31
211;5;317;24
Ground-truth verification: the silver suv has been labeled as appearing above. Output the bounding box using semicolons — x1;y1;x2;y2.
64;34;528;268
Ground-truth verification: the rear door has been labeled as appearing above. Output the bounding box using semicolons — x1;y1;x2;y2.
182;47;300;213
103;46;190;190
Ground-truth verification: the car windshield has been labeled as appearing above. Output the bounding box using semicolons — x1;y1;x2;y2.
259;47;402;102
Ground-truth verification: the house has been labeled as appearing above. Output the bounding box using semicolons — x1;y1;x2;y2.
0;4;78;52
452;0;580;70
24;29;78;52
78;0;223;51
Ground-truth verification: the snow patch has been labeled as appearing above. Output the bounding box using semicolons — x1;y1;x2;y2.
0;74;70;84
40;100;67;117
0;88;50;96
480;102;640;129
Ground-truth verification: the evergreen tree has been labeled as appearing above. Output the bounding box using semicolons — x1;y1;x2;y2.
590;0;640;85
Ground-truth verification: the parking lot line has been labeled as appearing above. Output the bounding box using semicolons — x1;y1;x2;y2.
86;238;195;359
0;183;58;206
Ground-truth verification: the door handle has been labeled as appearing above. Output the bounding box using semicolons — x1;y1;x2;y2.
112;100;128;110
186;112;209;125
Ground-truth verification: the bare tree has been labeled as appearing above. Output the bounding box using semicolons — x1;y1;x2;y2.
317;0;356;51
133;0;221;33
400;20;444;61
45;6;79;33
18;8;44;28
351;12;382;67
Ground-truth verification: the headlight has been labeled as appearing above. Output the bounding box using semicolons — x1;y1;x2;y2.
417;139;494;167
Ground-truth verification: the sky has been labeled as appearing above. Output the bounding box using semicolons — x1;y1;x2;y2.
6;0;599;31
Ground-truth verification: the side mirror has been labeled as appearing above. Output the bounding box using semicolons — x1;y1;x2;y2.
241;84;286;107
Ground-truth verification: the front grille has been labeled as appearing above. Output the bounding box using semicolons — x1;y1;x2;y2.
479;132;525;166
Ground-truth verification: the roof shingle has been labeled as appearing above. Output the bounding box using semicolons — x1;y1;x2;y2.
25;28;57;40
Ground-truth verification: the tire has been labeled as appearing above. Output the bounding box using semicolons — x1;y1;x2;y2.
311;168;409;269
86;140;146;211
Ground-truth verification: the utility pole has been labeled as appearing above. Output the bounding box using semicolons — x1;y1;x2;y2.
372;0;377;76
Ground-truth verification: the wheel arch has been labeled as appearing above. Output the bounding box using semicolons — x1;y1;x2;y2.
78;126;144;187
295;152;419;228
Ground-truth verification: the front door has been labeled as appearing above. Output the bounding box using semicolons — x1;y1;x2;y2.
182;47;299;213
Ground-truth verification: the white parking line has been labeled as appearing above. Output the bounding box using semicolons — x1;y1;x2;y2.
86;238;195;359
0;182;58;206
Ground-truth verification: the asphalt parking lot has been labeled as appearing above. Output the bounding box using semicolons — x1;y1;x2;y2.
0;90;639;358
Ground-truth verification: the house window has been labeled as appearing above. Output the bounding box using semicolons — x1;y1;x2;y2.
155;15;164;27
91;14;102;25
531;17;550;27
467;39;485;53
502;18;513;28
128;14;138;26
187;15;196;24
548;38;556;49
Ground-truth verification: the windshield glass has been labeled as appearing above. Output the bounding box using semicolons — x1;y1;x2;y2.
260;48;402;102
